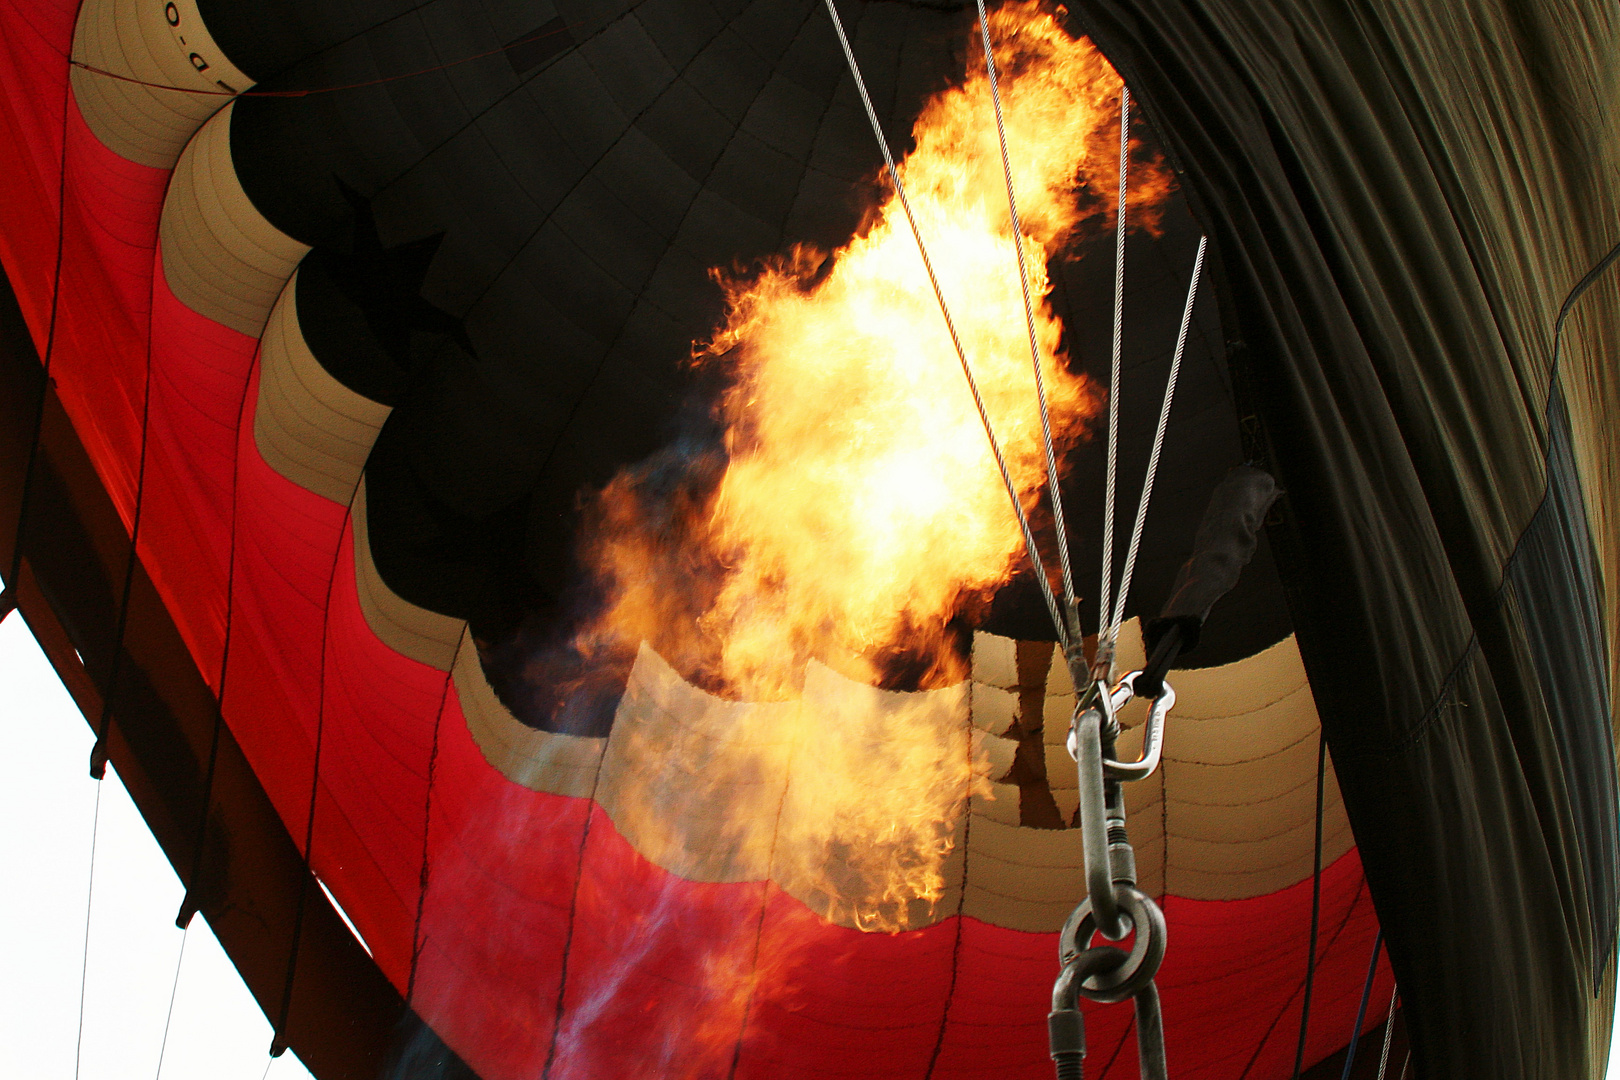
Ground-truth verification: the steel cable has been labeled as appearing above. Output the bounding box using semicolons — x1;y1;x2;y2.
153;924;190;1079
1096;86;1130;657
821;0;1070;649
1375;987;1400;1080
72;779;103;1080
976;0;1077;614
1105;236;1204;649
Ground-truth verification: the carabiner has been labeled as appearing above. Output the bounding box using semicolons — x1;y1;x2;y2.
1066;671;1174;783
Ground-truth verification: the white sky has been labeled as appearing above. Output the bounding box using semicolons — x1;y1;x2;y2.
0;610;315;1080
2;603;1618;1079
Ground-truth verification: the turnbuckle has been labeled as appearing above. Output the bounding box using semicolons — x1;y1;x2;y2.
1049;670;1174;1080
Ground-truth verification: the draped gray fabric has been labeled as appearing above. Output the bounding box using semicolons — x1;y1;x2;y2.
1070;1;1620;1074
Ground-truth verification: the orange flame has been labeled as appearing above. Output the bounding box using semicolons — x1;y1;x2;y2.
573;1;1173;934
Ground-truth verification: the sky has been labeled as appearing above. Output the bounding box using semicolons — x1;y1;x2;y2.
0;609;316;1080
2;601;1619;1080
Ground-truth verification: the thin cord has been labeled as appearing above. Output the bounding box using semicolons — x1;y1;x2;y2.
153;924;190;1079
1291;728;1328;1079
1105;236;1205;644
1096;85;1129;660
72;780;104;1080
1375;988;1400;1080
975;0;1076;612
821;0;1068;648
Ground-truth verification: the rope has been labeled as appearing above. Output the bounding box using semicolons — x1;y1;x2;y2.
820;0;1070;650
1096;85;1129;657
1291;728;1328;1079
1374;988;1399;1080
1105;235;1204;647
153;924;190;1079
1340;929;1383;1080
975;0;1076;613
72;779;103;1080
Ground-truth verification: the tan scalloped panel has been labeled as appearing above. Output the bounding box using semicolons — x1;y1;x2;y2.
961;816;1086;930
1039;632;1353;902
255;271;392;505
71;0;253;169
351;480;466;672
596;647;1007;931
159;101;309;337
452;633;605;798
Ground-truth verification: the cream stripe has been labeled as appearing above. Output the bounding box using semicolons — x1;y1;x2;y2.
71;0;253;169
255;271;393;505
975;624;1353;910
351;480;465;672
159;102;309;337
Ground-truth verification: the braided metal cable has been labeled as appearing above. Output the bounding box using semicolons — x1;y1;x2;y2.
821;0;1070;648
1097;86;1130;658
976;0;1077;612
1105;236;1205;646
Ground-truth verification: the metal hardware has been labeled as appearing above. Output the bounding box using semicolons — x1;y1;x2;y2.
1059;884;1167;1003
1103;671;1173;781
1066;672;1173;782
1050;947;1126;1080
1050;668;1175;1080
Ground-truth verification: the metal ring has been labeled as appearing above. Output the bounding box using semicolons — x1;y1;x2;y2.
1058;885;1167;1003
1051;945;1128;1012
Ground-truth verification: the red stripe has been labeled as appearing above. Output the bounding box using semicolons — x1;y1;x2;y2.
0;10;1388;1077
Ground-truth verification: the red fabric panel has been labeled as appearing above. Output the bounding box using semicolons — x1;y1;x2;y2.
0;8;1389;1079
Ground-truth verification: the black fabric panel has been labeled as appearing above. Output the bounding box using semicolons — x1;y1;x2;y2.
215;0;1294;700
1509;382;1617;993
1069;1;1614;1076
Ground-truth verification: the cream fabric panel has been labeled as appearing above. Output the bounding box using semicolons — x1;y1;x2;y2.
71;0;253;168
255;271;392;505
1045;631;1351;901
594;646;1001;930
160;101;309;337
961;815;1089;931
453;634;604;798
594;645;800;884
351;480;466;672
445;621;1348;928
